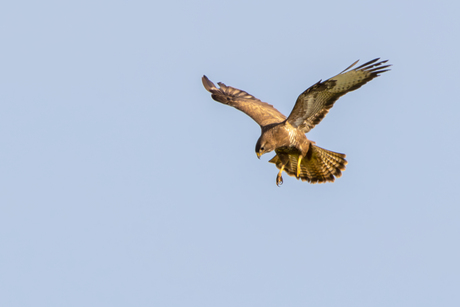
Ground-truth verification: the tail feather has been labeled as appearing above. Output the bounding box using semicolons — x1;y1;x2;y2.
268;145;347;184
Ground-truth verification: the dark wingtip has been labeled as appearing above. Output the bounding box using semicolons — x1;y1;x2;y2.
202;75;216;92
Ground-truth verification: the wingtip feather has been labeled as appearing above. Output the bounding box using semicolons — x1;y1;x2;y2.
202;75;217;92
339;59;360;74
354;58;380;70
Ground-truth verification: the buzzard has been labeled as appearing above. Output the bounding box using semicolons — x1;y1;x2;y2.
202;58;390;186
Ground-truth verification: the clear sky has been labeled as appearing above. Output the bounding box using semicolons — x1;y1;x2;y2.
1;0;459;306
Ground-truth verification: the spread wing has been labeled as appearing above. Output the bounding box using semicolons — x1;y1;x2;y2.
286;58;391;133
202;75;286;128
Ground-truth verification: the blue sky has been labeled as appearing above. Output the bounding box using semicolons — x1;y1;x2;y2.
1;0;459;306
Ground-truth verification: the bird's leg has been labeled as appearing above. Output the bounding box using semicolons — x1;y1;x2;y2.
296;155;303;179
275;153;289;187
276;165;284;187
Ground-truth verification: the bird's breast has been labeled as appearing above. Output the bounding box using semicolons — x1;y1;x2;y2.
288;129;297;145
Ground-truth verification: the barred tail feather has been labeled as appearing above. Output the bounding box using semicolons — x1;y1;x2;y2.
268;145;347;184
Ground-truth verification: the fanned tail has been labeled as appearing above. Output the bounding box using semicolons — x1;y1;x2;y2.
269;145;347;184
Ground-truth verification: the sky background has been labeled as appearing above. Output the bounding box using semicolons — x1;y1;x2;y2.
1;0;460;306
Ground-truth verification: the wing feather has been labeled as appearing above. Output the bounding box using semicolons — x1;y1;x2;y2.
286;58;391;133
202;75;286;127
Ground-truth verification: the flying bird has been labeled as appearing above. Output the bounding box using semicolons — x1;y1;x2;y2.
202;58;390;186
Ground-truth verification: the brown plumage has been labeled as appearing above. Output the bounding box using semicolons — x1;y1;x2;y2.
202;58;390;186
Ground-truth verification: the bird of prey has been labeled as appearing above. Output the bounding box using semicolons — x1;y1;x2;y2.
202;58;390;186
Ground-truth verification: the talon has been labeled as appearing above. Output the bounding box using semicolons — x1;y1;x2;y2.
276;174;283;186
276;162;286;187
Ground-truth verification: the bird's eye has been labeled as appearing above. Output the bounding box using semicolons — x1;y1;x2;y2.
260;147;264;151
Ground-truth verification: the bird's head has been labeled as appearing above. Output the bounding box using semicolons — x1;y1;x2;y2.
255;135;275;159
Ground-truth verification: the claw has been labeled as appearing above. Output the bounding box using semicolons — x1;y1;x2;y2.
276;162;286;187
276;174;283;186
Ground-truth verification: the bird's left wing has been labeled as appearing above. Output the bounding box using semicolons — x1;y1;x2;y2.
202;76;286;128
286;58;391;133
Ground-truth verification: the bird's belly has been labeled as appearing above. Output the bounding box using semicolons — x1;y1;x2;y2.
275;146;301;155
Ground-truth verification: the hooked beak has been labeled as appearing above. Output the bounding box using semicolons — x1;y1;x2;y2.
256;152;261;159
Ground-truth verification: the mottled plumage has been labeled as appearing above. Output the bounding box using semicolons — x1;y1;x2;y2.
203;58;390;186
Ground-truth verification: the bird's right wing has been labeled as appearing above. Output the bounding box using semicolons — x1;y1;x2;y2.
202;76;286;128
286;58;391;133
